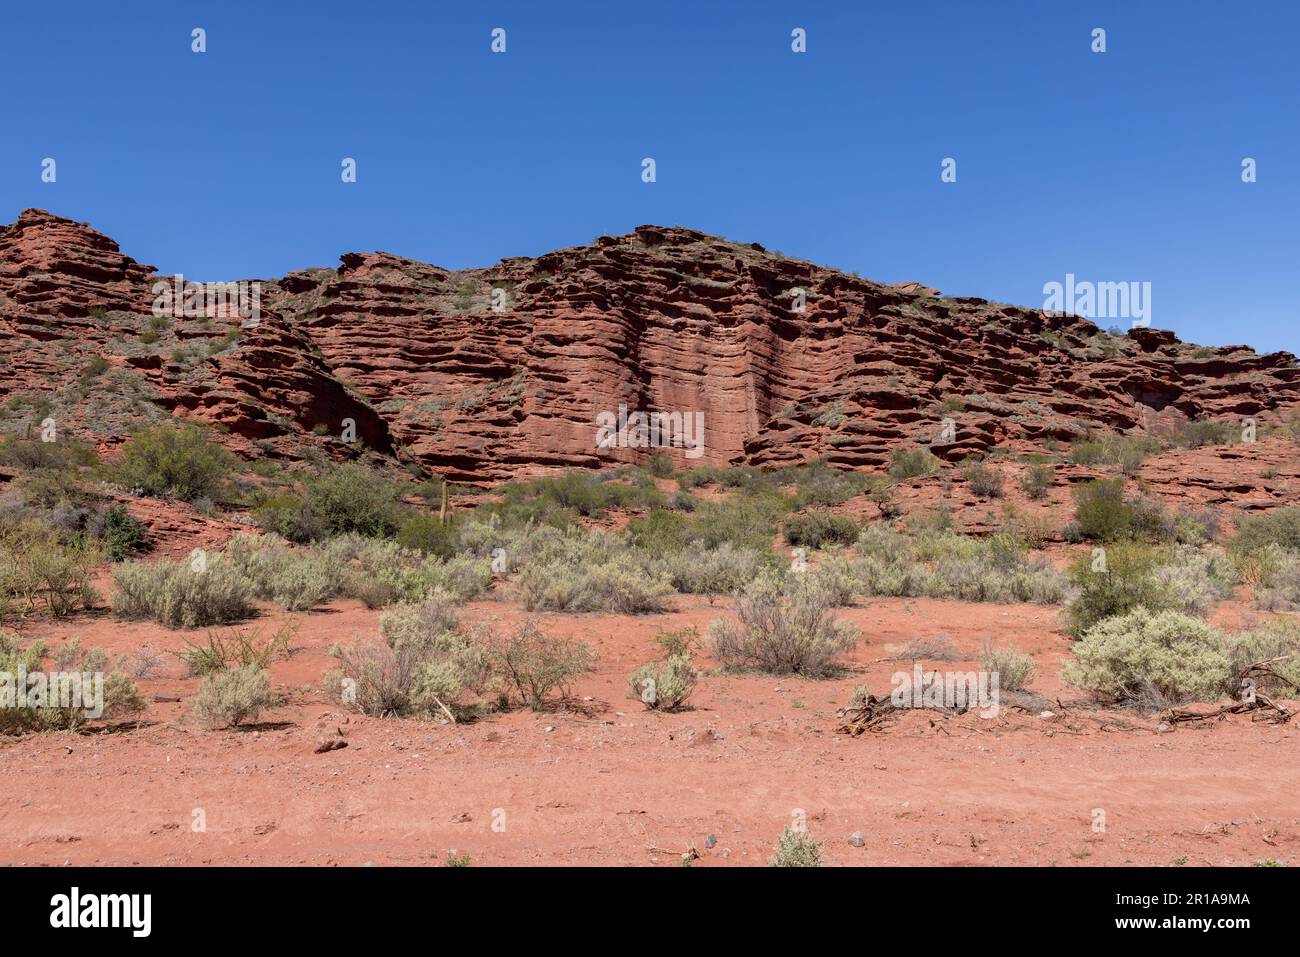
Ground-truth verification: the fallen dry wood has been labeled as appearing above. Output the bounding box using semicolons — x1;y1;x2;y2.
1163;659;1297;726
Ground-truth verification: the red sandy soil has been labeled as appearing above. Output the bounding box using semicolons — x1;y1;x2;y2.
1;589;1296;867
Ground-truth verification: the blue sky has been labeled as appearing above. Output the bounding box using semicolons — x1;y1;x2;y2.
2;1;1295;352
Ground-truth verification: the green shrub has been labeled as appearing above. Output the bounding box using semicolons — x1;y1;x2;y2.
625;509;691;553
0;435;96;472
707;572;859;677
628;654;698;711
1068;433;1162;474
1072;478;1134;542
1062;543;1166;638
482;621;595;710
889;446;941;480
782;511;859;549
100;504;148;561
1231;508;1300;556
113;424;236;502
192;665;280;728
791;463;870;508
769;827;822;867
1173;418;1237;449
980;643;1036;691
1063;609;1230;704
686;492;789;551
395;514;462;558
112;557;258;628
178;623;293;677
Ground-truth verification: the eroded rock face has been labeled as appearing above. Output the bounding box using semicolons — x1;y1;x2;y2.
1;210;1296;481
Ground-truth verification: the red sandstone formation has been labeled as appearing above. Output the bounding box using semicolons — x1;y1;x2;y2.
1;209;1296;483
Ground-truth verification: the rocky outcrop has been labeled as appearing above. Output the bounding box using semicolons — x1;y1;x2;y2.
1;210;1296;482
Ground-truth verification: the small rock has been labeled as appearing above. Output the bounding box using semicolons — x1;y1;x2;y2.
543;725;555;733
705;834;717;849
848;831;865;847
1155;722;1171;734
153;692;181;703
314;737;348;754
1039;710;1055;719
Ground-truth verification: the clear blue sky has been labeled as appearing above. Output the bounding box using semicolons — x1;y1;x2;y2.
3;1;1296;352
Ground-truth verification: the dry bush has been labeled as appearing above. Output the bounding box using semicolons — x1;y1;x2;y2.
480;620;595;710
769;827;823;867
707;572;859;677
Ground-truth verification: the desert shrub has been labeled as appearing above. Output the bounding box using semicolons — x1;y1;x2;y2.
1173;418;1237;449
192;665;279;728
1072;478;1134;542
1063;609;1230;704
515;551;670;614
980;643;1036;691
1256;552;1300;611
653;626;699;658
308;464;405;539
113;424;235;502
687;491;790;551
1170;507;1220;546
707;572;859;677
661;543;765;599
625;509;691;553
854;525;1068;605
112;557;257;627
1062;543;1166;638
802;555;858;606
481;621;595;710
1230;508;1300;556
330;595;486;719
889;446;940;480
0;435;96;472
327;537;490;607
961;462;1004;499
395;513;464;558
99;504;148;561
1069;433;1162;474
1147;548;1235;617
791;463;871;508
782;511;859;549
628;654;698;711
1063;544;1229;638
769;827;822;867
178;623;294;677
0;635;145;732
0;536;101;619
380;594;460;650
223;535;342;611
1019;464;1054;500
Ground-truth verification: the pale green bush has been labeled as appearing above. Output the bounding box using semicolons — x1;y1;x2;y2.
481;620;596;710
769;826;823;867
112;557;257;627
515;551;670;613
192;664;280;728
980;642;1036;691
628;654;698;711
661;543;765;599
1063;609;1230;704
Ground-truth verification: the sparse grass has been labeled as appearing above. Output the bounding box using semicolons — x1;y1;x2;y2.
769;827;822;867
